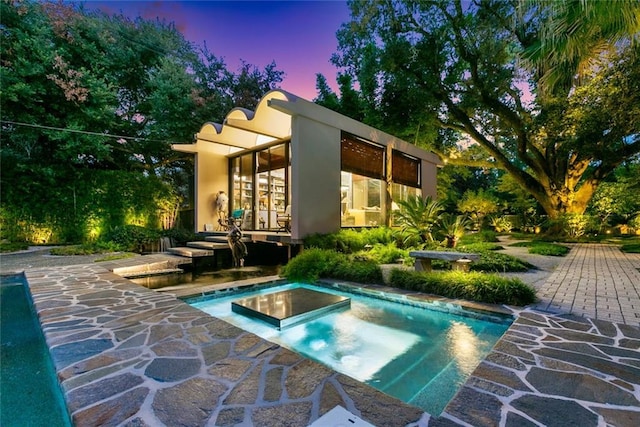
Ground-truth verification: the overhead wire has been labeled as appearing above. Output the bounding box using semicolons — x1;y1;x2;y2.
1;120;181;144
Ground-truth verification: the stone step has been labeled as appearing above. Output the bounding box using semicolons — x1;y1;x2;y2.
186;241;229;250
113;260;173;276
167;247;218;258
119;268;184;279
205;235;251;244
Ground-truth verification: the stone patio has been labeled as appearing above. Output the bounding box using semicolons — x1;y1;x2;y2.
15;259;639;426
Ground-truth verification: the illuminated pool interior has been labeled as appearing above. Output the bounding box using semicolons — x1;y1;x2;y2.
188;282;512;415
0;274;72;427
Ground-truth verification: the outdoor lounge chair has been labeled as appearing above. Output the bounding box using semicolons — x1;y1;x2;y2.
276;205;291;232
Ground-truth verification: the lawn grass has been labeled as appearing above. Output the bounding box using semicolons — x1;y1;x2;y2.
509;241;570;256
49;243;136;261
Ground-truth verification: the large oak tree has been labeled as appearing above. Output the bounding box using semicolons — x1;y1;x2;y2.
331;0;640;218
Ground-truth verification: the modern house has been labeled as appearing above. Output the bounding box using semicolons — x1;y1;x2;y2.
172;89;441;244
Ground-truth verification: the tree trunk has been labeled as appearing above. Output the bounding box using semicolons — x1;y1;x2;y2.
533;175;598;219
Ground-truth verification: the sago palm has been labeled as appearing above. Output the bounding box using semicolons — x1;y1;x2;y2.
393;196;444;247
439;214;470;249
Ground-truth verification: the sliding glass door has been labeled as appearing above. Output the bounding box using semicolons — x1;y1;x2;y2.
230;142;289;230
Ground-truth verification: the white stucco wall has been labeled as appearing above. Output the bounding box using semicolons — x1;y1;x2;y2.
176;90;442;237
421;159;438;199
290;116;341;239
195;150;228;232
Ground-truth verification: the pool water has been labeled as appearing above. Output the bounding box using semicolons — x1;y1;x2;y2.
189;282;511;415
0;274;72;427
129;265;279;290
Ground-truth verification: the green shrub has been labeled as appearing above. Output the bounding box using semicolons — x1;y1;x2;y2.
389;269;536;306
471;251;534;272
164;227;196;246
304;227;395;253
280;248;382;283
0;241;29;253
335;229;368;252
527;243;570;256
357;243;409;264
358;227;395;245
458;242;504;252
303;232;338;250
105;225;161;253
620;243;640;253
490;216;513;233
459;230;499;244
559;213;591;238
50;241;124;255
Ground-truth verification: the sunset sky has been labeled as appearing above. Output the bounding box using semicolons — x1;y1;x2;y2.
78;0;351;100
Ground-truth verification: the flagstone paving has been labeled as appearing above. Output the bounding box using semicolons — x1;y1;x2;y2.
4;243;640;426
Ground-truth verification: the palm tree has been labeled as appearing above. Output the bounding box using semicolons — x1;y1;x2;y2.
520;0;640;97
393;196;444;247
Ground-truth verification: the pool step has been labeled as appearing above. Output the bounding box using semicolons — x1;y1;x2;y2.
377;341;452;403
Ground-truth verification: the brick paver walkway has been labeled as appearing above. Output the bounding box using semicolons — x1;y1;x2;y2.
532;244;640;326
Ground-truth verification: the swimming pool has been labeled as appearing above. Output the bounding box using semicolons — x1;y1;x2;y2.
0;274;72;427
188;282;512;415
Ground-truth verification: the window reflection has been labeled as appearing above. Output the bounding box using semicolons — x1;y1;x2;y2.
341;172;384;227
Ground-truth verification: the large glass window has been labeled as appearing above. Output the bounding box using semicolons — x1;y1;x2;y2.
231;153;254;229
341;133;385;227
390;151;422;225
341;172;384;226
390;183;422;225
230;143;289;230
257;144;288;229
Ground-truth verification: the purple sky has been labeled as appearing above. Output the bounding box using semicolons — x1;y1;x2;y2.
79;1;351;100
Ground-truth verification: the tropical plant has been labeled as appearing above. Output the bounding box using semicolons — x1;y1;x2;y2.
393;196;444;247
490;216;513;234
587;165;640;231
457;190;500;231
560;214;591;238
438;214;469;248
521;0;640;98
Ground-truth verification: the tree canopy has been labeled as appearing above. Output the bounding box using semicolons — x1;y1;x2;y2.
327;0;640;218
1;1;284;242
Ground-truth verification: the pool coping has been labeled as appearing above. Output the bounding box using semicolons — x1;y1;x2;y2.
17;265;640;426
